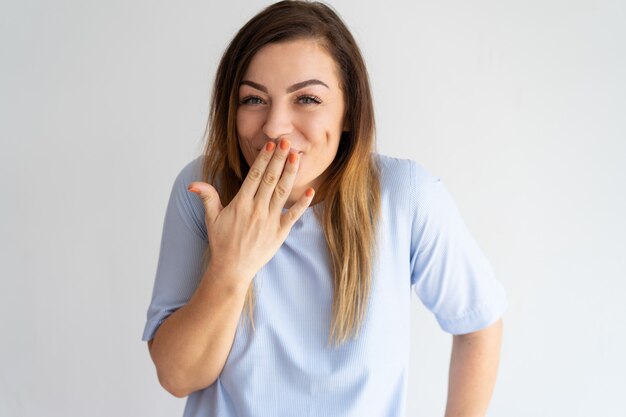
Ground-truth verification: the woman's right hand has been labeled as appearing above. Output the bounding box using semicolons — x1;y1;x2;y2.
186;138;314;288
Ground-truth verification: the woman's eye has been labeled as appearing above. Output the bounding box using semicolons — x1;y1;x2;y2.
239;96;264;105
297;95;322;105
239;95;322;105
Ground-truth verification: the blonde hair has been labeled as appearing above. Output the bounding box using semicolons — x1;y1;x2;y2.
200;0;381;347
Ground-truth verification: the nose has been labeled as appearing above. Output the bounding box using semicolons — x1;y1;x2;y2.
262;102;293;141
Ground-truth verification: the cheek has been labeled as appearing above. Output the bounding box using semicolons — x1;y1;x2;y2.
235;111;248;136
235;127;254;166
297;113;339;141
236;109;259;136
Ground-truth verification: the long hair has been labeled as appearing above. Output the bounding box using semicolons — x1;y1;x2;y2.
200;0;381;347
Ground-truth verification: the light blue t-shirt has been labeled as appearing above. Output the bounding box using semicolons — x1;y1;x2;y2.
142;153;508;417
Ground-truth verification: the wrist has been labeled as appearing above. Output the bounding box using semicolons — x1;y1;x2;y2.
204;259;254;296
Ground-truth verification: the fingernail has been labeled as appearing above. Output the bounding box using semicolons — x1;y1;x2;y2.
279;138;289;150
265;141;275;152
288;152;298;164
188;186;200;193
305;188;314;197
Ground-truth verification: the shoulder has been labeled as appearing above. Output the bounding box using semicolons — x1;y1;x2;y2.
170;155;207;207
175;154;205;184
372;153;453;234
168;155;208;240
372;152;442;198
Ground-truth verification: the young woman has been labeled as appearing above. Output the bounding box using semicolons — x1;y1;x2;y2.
142;1;508;416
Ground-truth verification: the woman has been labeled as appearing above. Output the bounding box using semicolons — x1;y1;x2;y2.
142;1;508;416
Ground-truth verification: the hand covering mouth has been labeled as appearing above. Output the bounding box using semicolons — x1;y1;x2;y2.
257;148;304;154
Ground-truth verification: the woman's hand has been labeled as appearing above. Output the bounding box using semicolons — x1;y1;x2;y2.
186;138;314;287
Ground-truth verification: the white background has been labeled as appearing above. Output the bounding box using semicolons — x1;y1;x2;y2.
1;0;625;416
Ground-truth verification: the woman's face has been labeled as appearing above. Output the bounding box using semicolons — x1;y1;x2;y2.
236;38;347;207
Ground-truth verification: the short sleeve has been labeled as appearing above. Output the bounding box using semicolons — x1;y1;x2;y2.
408;160;508;335
141;156;209;342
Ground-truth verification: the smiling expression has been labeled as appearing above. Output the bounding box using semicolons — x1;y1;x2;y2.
236;38;348;207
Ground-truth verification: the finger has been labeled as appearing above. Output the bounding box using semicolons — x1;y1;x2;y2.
268;150;300;215
187;181;223;227
280;187;315;230
237;140;276;201
254;138;292;208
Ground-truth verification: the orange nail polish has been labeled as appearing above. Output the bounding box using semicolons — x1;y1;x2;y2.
279;139;289;150
288;152;298;164
305;188;314;197
265;142;275;152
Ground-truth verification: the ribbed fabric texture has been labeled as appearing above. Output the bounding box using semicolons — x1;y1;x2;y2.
142;153;508;417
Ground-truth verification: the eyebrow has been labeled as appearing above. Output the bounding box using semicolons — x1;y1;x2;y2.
239;79;330;94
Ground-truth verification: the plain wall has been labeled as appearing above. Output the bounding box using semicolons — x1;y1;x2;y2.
1;0;625;416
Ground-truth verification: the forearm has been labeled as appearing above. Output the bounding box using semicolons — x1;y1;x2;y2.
444;319;503;417
149;262;252;397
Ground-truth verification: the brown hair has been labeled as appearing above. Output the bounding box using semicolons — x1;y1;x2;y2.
200;0;381;346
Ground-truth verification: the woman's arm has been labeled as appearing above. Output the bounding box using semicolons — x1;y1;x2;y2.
148;261;252;398
443;318;504;417
148;139;313;398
